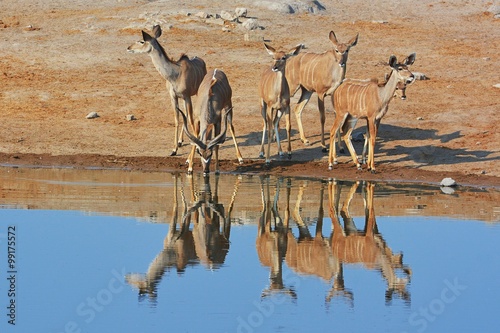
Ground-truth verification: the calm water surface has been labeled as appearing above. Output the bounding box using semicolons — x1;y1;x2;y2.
0;167;499;333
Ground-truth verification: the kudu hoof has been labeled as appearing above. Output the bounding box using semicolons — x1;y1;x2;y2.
170;150;177;156
322;147;329;153
177;142;182;148
287;153;292;160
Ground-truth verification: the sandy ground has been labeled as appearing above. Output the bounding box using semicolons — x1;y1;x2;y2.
1;0;499;188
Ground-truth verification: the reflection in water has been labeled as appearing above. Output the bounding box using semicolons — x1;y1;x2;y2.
256;178;412;305
329;181;411;304
256;176;297;299
125;174;240;303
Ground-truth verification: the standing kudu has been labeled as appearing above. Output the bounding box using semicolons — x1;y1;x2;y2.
285;31;359;151
340;77;411;165
179;69;243;175
258;43;302;165
127;25;207;156
328;53;416;172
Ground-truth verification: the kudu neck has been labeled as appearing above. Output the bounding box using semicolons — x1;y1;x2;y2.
379;70;400;104
148;40;180;81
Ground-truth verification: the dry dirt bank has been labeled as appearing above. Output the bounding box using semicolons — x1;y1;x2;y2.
1;0;499;188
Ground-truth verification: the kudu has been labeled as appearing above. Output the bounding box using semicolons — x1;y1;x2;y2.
258;43;302;165
125;174;240;302
127;25;207;156
328;181;412;303
285;30;359;151
339;76;411;165
179;69;244;175
328;53;416;172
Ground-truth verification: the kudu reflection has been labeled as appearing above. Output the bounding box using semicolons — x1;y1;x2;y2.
126;174;240;303
256;179;411;304
256;176;297;299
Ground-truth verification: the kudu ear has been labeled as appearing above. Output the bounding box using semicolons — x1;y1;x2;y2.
404;53;416;66
152;25;162;38
329;31;338;44
388;55;398;69
141;30;153;42
264;43;276;56
349;33;359;47
288;44;303;57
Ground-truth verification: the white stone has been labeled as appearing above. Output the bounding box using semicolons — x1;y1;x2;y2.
235;7;248;17
440;177;457;187
242;18;261;30
86;112;99;119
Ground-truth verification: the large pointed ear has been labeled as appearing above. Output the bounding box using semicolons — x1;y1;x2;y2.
288;44;303;57
329;31;338;44
404;53;416;66
388;55;398;68
152;25;162;38
141;30;153;42
264;43;275;56
349;33;359;47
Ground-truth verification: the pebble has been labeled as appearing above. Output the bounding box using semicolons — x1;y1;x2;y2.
126;114;136;121
440;177;457;187
86;112;99;119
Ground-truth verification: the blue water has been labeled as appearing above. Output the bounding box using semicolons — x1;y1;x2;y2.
0;172;499;333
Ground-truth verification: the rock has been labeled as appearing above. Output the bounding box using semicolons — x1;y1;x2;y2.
220;10;237;21
487;5;500;15
254;1;294;14
440;177;457;187
412;72;430;80
126;114;136;121
195;11;209;19
417;116;424;120
242;18;261;30
86;112;99;119
235;7;248;17
493;83;500;89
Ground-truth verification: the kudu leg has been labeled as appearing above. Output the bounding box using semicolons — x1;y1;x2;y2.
259;103;267;159
293;88;313;145
227;112;244;164
317;96;327;151
170;96;182;156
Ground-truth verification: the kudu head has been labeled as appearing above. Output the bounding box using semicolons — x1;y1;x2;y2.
384;73;411;100
388;53;416;88
329;31;359;67
127;25;163;54
264;43;303;72
178;106;229;176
